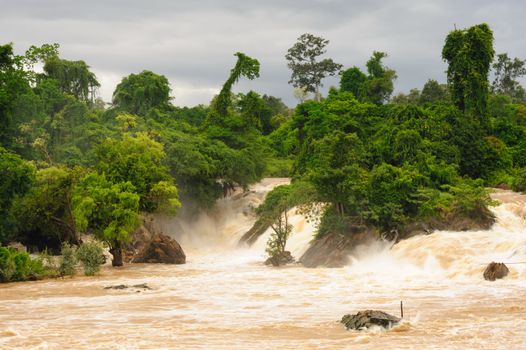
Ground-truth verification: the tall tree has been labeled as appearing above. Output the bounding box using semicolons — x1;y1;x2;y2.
13;166;79;251
43;57;100;103
0;146;35;243
0;43;32;148
339;52;396;104
442;23;495;116
94;132;180;213
73;173;140;266
112;70;171;115
285;33;342;101
419;79;449;104
340;66;367;100
213;52;260;118
365;51;397;104
491;53;526;101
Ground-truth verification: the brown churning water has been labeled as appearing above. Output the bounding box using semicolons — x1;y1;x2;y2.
1;183;526;349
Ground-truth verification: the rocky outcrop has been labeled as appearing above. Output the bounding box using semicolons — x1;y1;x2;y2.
483;262;509;281
132;233;186;264
238;217;272;246
125;225;186;264
299;229;376;268
265;251;294;266
402;211;496;240
341;310;401;330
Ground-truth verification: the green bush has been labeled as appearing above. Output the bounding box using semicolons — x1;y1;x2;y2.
512;168;526;192
264;158;293;177
76;241;105;276
0;246;47;282
59;243;78;276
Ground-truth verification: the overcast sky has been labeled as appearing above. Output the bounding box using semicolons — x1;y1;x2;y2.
1;0;525;107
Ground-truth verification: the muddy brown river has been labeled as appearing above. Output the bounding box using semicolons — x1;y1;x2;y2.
1;181;526;349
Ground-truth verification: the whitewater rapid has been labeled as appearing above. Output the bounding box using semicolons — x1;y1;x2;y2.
1;181;526;349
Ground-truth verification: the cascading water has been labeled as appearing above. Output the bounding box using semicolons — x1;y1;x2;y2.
1;181;525;349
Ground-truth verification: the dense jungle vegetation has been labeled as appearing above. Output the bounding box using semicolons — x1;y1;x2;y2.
2;23;526;278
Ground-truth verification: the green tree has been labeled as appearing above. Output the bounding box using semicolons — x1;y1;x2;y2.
73;173;140;266
0;147;35;243
213;52;260;118
340;67;368;100
257;182;313;264
365;51;397;104
491;53;526;101
112;70;171;115
286;33;342;101
94;132;180;213
43;56;100;103
0;43;32;148
442;23;495;116
391;89;421;104
339;52;396;104
13;166;79;252
419;79;449;104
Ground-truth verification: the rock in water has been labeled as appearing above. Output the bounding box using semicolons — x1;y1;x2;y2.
341;310;401;330
265;251;294;266
132;233;186;264
299;230;375;268
125;225;186;264
483;262;509;281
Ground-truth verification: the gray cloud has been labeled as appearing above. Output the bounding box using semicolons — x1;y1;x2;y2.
1;0;525;106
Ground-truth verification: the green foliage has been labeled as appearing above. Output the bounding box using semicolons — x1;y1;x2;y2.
93;132;180;212
512;168;526;192
214;52;260;118
365;51;397;104
0;246;46;282
491;53;526;101
73;173;140;252
43;57;100;103
112;70;171;115
286;33;342;100
340;67;368;100
0;43;32;148
442;23;495;116
59;242;77;276
0;147;35;243
258;183;313;260
339;52;396;104
76;241;105;276
420;79;449;104
13;166;79;251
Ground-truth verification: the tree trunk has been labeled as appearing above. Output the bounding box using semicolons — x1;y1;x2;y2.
110;246;123;267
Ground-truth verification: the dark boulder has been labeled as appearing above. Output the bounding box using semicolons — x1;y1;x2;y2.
265;251;294;266
132;233;186;264
341;310;401;330
125;224;186;264
483;262;509;281
299;229;375;268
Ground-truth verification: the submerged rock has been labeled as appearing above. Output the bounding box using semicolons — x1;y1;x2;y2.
341;310;401;330
104;283;152;290
265;251;294;266
299;229;375;268
483;262;509;281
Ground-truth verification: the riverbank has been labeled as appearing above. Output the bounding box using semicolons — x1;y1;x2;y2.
1;247;526;349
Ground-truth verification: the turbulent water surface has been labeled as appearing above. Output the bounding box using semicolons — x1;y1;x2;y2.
1;180;526;349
